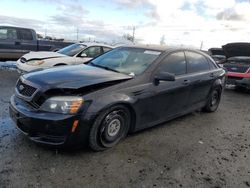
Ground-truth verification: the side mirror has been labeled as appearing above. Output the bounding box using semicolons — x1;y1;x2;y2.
154;71;175;85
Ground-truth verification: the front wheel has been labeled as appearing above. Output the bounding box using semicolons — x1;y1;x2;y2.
203;87;222;112
89;105;131;151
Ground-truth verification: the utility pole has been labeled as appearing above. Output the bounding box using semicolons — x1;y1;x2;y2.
132;26;135;43
44;28;47;38
200;41;203;50
76;28;79;41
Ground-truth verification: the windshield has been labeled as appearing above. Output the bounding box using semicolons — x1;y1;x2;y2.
58;44;87;56
227;56;250;64
90;47;161;76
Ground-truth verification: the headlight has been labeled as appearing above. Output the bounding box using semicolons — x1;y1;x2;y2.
40;96;83;114
26;60;45;66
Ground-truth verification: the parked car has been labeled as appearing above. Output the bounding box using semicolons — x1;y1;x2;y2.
16;43;113;73
221;43;250;90
0;26;74;60
208;48;226;64
9;45;226;150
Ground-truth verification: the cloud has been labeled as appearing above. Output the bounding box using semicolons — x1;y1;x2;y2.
216;2;250;21
57;3;89;16
114;0;150;8
144;9;160;20
4;0;250;49
0;15;45;29
216;9;244;21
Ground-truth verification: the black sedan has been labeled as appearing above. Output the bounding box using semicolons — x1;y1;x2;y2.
9;45;226;151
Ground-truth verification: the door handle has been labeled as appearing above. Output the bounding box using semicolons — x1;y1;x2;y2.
183;80;191;85
15;41;21;45
210;73;215;78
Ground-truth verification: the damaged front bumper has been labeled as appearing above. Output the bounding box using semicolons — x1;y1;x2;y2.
9;95;84;147
235;78;250;89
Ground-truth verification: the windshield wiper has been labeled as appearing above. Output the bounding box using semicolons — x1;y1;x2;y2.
89;62;120;73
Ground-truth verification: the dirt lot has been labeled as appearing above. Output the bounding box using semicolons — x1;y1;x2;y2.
0;69;249;188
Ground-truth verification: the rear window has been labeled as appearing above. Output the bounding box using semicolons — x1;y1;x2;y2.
0;28;17;40
19;29;33;40
103;47;112;53
185;51;210;73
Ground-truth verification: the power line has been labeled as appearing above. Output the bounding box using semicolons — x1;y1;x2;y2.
132;26;135;43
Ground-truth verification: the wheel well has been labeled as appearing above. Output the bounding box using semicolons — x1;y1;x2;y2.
101;103;137;133
119;103;136;133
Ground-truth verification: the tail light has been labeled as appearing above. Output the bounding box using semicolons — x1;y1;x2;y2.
247;68;250;73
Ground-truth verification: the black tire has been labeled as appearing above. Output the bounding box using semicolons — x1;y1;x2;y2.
203;87;222;112
89;105;131;151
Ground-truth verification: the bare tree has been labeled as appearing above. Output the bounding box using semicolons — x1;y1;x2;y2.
123;34;134;42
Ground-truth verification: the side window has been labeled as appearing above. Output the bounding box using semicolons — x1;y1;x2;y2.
18;29;33;40
206;57;218;69
185;51;210;73
103;47;112;53
158;52;186;76
0;28;17;40
82;46;102;58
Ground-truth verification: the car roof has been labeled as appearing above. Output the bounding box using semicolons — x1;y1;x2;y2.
119;44;205;54
0;25;35;31
78;42;113;48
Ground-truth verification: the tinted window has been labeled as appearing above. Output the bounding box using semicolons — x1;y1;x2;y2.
0;28;17;40
207;58;218;69
185;51;210;73
103;47;112;53
19;29;33;40
159;52;186;76
82;46;102;58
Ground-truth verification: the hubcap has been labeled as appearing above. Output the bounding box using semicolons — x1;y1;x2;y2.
107;119;121;137
211;92;218;106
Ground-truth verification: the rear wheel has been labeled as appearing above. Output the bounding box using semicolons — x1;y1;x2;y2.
89;105;131;151
203;87;221;112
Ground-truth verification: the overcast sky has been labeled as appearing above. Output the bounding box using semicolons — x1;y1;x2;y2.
1;0;250;49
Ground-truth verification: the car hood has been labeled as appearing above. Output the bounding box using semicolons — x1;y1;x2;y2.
22;51;66;61
208;48;225;56
23;64;133;90
222;43;250;58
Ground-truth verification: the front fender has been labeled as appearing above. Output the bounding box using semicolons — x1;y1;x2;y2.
88;93;136;114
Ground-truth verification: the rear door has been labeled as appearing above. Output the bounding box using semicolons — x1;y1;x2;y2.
184;51;215;108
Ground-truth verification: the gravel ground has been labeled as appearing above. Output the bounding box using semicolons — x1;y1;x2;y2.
0;69;249;188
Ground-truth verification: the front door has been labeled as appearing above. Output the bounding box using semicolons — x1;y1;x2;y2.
135;51;191;129
0;27;21;59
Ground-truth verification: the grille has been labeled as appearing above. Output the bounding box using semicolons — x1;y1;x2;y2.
16;79;37;97
20;57;27;63
224;64;249;73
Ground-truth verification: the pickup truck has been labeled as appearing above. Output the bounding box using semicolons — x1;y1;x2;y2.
0;26;74;60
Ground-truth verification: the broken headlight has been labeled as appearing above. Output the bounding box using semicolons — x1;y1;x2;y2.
40;96;83;114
